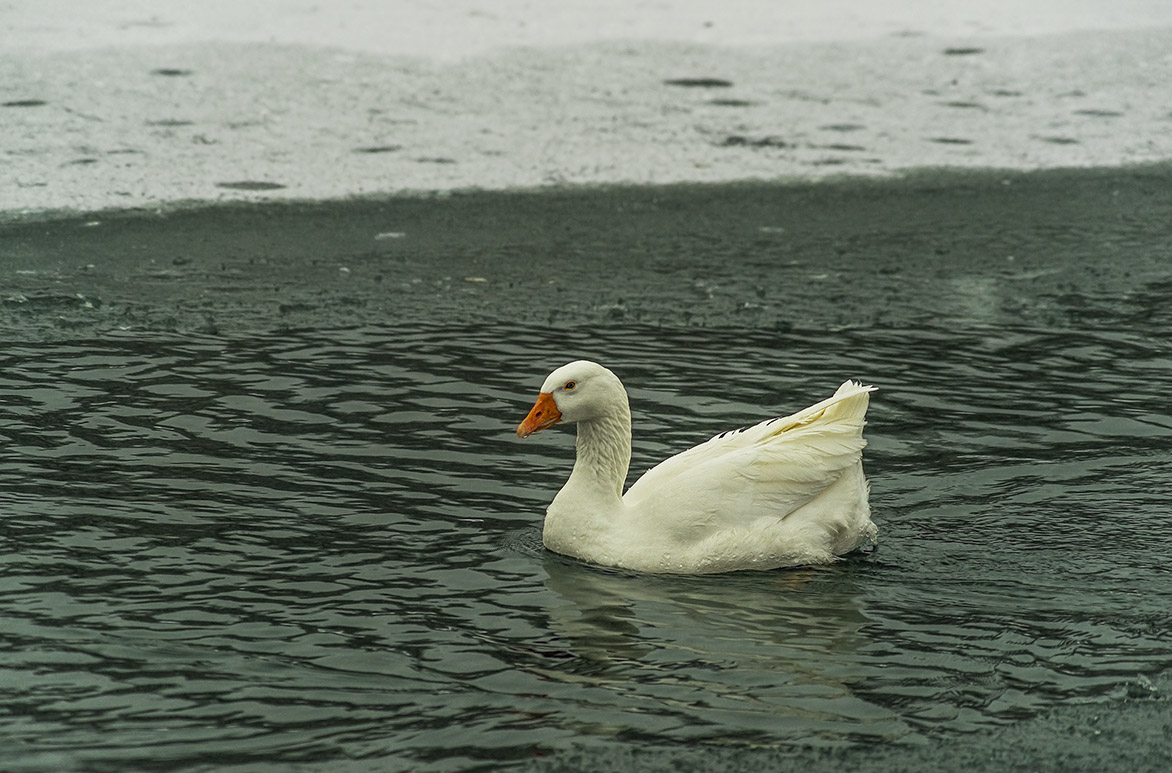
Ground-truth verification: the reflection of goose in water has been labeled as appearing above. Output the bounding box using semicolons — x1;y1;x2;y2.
536;553;910;742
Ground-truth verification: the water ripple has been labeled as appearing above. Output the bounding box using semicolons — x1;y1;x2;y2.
1;322;1170;769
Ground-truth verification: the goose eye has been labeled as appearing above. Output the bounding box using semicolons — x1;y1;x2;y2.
564;381;577;391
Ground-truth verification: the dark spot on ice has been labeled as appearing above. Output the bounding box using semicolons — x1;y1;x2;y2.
1037;136;1080;145
65;158;98;165
355;145;402;153
414;157;456;164
943;47;985;56
942;101;987;110
147;119;194;127
216;181;287;191
930;137;973;145
778;89;830;104
821;123;865;132
719;135;790;148
1074;109;1123;118
664;78;733;88
152;68;193;77
818;143;865;152
3;99;47;107
990;89;1022;97
812;158;848;166
708;98;757;107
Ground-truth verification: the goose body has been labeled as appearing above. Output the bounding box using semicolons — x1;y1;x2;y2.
517;361;877;574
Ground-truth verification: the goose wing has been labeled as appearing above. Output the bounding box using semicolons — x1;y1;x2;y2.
622;381;875;537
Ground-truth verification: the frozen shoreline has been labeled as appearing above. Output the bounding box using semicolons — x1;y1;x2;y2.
5;1;1172;216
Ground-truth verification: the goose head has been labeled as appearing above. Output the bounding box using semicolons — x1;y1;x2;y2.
516;360;628;437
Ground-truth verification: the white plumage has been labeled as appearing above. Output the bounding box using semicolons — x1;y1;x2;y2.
517;360;877;574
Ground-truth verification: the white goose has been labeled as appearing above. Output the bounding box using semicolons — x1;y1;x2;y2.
517;361;876;574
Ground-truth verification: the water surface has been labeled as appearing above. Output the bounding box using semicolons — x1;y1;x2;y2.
2;319;1170;771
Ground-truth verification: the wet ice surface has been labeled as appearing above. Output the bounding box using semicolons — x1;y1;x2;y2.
2;319;1171;771
5;2;1172;215
4;168;1172;341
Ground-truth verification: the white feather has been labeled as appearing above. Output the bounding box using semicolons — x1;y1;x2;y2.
520;363;877;574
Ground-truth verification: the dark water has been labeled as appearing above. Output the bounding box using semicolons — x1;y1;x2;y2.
2;319;1170;771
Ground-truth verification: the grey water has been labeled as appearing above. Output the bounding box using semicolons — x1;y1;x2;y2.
2;317;1170;772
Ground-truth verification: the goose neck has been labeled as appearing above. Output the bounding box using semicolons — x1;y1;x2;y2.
572;410;632;497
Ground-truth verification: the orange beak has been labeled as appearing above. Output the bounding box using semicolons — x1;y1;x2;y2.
516;392;562;438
